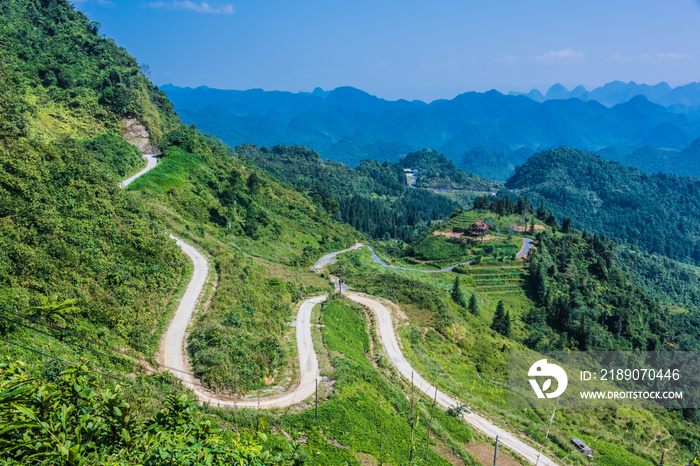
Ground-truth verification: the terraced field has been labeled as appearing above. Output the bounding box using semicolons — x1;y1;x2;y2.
459;264;527;295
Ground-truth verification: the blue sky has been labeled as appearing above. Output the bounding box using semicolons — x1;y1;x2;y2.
72;0;700;102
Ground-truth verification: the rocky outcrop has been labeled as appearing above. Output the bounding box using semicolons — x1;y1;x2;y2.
121;118;161;155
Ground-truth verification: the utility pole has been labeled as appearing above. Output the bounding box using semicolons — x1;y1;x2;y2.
493;435;499;466
423;387;437;465
535;397;559;466
410;371;414;424
378;401;384;466
409;393;416;465
338;262;344;298
315;379;318;422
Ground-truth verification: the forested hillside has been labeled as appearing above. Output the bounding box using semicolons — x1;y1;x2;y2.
239;144;463;241
0;0;355;463
0;0;184;352
506;147;700;265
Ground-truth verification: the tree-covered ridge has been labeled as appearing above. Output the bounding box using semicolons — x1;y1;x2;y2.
524;228;700;353
0;0;178;143
506;147;700;265
238;143;461;241
397;149;502;191
0;0;189;355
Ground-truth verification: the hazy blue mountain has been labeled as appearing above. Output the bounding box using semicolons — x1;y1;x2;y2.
512;81;700;119
163;83;700;179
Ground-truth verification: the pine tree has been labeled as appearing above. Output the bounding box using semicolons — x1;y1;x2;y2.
536;199;546;220
451;276;466;308
468;293;479;316
503;310;512;338
491;300;510;337
561;217;572;233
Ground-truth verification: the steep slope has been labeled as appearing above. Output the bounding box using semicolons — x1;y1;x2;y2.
506;147;700;265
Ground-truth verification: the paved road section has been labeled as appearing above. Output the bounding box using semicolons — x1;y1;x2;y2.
516;238;534;258
345;291;557;466
118;153;158;189
120;157;554;464
161;235;209;397
367;245;472;272
310;242;365;271
161;236;325;408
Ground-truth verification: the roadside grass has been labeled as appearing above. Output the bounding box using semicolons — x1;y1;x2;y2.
330;246;676;465
127;146;202;194
277;299;479;465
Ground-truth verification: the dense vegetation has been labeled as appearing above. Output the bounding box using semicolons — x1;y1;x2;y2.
396;149;501;190
0;0;178;142
238;144;462;241
507;147;700;265
0;0;356;460
0;361;303;465
615;245;700;312
523;229;693;352
0;0;185;354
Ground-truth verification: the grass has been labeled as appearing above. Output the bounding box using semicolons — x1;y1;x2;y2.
127;146;202;194
326;244;686;465
274;298;480;465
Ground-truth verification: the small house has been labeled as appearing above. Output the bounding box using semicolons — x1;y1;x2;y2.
468;221;489;237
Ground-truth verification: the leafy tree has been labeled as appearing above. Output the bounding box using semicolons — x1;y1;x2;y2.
0;360;305;465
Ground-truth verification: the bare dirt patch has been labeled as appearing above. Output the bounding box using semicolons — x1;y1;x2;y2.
467;441;523;466
513;224;545;233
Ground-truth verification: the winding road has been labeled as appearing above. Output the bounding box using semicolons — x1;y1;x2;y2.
119;153;158;189
120;159;554;463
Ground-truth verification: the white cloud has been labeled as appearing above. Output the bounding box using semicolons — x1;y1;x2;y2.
610;52;689;63
495;55;518;64
642;52;689;61
533;49;584;64
96;0;114;6
148;1;234;14
609;53;631;63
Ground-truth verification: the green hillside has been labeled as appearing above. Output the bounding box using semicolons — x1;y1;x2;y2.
0;0;351;463
506;147;700;265
338;207;700;464
3;1;700;465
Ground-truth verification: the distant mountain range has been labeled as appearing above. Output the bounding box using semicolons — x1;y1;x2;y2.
510;81;700;117
162;83;700;180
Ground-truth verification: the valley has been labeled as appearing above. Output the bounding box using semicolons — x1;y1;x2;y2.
1;1;699;465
